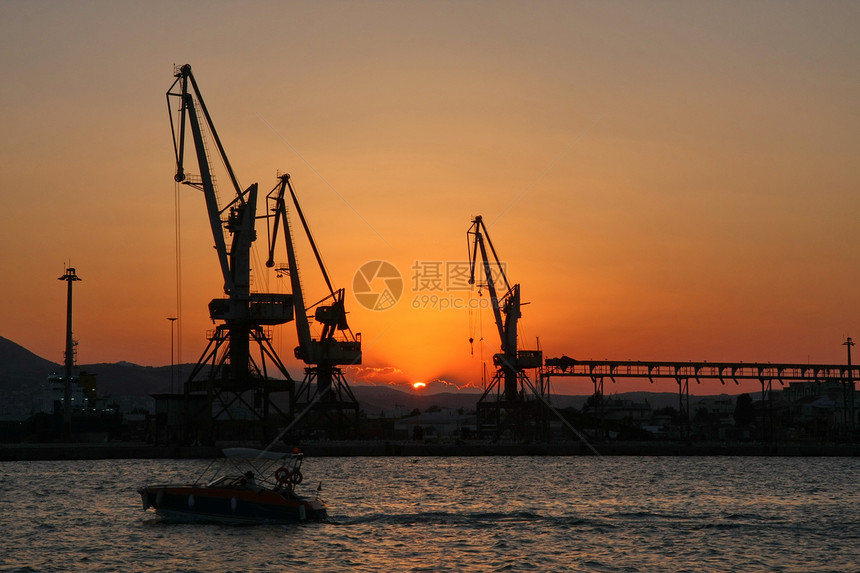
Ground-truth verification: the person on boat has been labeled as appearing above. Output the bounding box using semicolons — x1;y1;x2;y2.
244;471;257;488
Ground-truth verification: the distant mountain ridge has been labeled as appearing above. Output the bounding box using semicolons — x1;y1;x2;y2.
354;385;483;414
0;336;728;412
0;336;61;388
0;335;177;395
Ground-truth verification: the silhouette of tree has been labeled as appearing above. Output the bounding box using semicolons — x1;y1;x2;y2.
583;392;603;410
412;425;424;440
734;393;754;427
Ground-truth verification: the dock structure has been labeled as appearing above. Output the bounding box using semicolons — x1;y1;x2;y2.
542;357;859;440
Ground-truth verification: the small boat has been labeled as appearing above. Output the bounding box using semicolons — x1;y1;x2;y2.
138;447;327;523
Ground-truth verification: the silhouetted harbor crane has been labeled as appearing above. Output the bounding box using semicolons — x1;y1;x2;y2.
468;215;546;439
265;173;362;437
167;64;295;443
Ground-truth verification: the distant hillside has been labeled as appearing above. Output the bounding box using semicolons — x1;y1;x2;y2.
0;336;738;413
79;362;177;396
352;385;483;414
0;336;60;389
0;335;178;397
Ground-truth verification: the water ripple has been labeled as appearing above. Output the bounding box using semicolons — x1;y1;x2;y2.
1;456;859;571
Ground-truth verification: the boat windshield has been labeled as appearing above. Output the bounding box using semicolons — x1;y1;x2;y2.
205;475;241;488
195;448;305;491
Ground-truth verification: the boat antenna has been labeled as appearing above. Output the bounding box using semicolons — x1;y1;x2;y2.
257;385;332;457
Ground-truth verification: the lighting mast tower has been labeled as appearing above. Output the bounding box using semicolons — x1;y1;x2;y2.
167;64;295;443
845;337;856;434
468;215;545;438
265;173;362;437
58;267;81;440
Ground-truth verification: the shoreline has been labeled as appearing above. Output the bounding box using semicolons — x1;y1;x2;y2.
2;440;860;461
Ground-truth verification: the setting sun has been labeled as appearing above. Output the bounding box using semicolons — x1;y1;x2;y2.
412;382;426;390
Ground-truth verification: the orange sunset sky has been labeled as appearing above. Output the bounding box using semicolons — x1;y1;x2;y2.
2;1;859;396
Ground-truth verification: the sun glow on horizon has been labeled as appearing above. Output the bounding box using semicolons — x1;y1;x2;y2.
1;2;858;391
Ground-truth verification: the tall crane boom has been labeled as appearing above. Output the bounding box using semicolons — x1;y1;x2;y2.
468;215;511;352
167;64;250;296
266;174;361;366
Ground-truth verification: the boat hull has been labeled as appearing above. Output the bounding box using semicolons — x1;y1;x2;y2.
138;485;327;524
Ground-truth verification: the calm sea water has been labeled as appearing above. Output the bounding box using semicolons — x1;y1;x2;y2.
1;455;858;572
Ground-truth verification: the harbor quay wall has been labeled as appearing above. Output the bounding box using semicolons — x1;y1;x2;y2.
2;441;860;461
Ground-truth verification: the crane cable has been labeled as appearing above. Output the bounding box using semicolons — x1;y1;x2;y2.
174;181;183;384
468;286;474;356
467;231;490;385
468;281;486;387
479;305;485;389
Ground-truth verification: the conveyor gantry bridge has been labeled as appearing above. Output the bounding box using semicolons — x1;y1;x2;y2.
542;357;859;439
543;357;860;386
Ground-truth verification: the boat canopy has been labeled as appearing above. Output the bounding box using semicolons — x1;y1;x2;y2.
222;448;294;461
